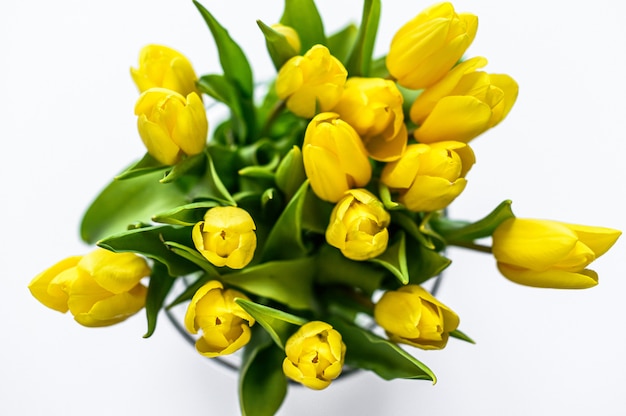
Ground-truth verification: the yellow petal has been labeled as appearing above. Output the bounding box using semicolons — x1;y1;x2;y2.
401;175;467;212
73;284;147;327
28;255;82;313
79;249;150;294
562;222;622;257
497;263;599;289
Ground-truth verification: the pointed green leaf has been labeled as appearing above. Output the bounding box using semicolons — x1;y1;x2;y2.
391;210;436;250
152;200;220;226
406;237;451;286
275;146;306;202
257;20;299;70
450;329;476;344
192;149;237;206
193;1;253;97
198;74;247;139
434;200;515;242
300;187;333;234
280;0;326;51
115;152;167;180
236;298;306;349
239;328;288;416
164;241;221;279
143;262;175;338
327;23;358;64
369;231;409;285
329;317;436;382
160;152;206;184
345;0;381;76
378;182;403;211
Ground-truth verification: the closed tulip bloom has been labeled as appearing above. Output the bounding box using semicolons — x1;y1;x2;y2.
411;56;518;144
192;206;257;269
332;77;407;162
28;248;150;327
282;321;346;390
303;112;372;202
270;23;301;53
130;44;200;96
386;2;478;90
135;87;208;165
326;189;391;261
374;285;459;350
184;280;255;357
276;44;347;118
381;141;475;212
492;218;621;289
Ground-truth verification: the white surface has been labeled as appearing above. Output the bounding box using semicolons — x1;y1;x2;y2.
2;1;625;415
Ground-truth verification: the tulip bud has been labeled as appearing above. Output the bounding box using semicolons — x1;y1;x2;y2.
381;141;475;212
282;321;346;390
276;44;347;118
410;57;519;144
386;2;478;90
184;280;255;357
270;23;301;54
331;77;407;162
28;248;150;327
325;189;390;261
135;87;208;165
303;112;372;202
192;206;257;269
492;218;621;289
130;44;200;97
374;285;459;350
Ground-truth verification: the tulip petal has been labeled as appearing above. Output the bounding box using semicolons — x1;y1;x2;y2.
402;175;467;212
79;249;150;294
28;256;81;313
497;263;599;289
73;284;148;327
562;222;622;258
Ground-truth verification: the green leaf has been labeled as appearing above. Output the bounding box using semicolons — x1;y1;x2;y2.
378;182;403;211
115;152;167;180
152;200;220;226
198;75;247;139
236;298;306;349
160;152;206;184
97;225;198;277
164;241;221;279
327;23;358;64
369;231;409;285
406;237;451;286
193;1;253;98
143;262;175;338
329;317;436;382
280;0;326;51
345;0;381;76
165;273;211;309
223;257;316;310
257;20;299;70
239;328;288;416
80;169;191;244
434;200;515;242
450;329;476;344
300;187;333;234
192;149;237;206
275;146;306;202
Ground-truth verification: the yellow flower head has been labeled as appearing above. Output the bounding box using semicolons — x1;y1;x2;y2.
276;44;347;118
303;112;372;203
381;141;475;212
492;218;621;289
282;321;346;390
135;87;208;165
270;23;301;54
386;2;478;90
192;206;257;269
374;285;460;350
28;248;150;327
184;280;255;357
411;57;519;144
130;44;200;97
325;189;391;261
332;77;407;162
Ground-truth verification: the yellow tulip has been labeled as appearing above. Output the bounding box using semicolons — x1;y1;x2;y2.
270;23;301;53
276;44;347;118
28;248;150;327
282;321;346;390
184;280;255;357
135;87;208;165
381;141;475;212
374;285;459;350
192;206;257;269
325;189;390;261
130;44;200;97
492;218;621;289
302;112;372;202
411;57;519;144
331;77;407;162
386;2;478;90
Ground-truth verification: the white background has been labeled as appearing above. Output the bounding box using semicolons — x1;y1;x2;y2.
2;1;625;415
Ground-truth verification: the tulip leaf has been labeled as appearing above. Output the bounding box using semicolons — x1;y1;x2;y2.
369;231;409;285
239;327;288;416
406;237;451;286
261;180;310;261
193;1;253;98
152;200;220;226
165;273;212;308
391;210;436;250
222;257;316;310
328;317;436;382
143;262;175;338
280;0;326;51
97;225;198;277
450;328;476;344
434;199;515;242
160;151;206;184
327;23;358;64
275;146;306;202
315;244;386;295
345;0;381;77
192;149;237;206
80;169;192;244
378;183;403;211
257;20;299;70
301;187;333;234
115;152;167;180
236;298;306;349
198;74;247;140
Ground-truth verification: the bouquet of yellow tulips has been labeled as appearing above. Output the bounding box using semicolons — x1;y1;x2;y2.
27;1;621;415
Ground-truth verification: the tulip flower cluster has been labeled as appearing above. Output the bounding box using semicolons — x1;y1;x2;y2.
28;1;621;415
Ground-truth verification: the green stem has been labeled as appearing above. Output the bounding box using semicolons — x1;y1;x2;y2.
448;240;493;254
